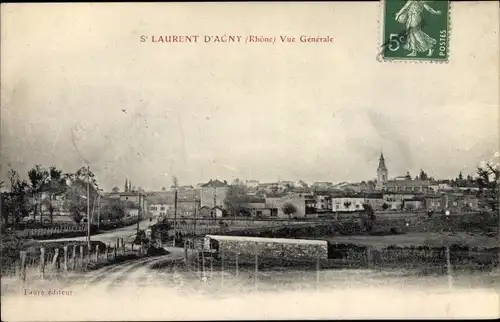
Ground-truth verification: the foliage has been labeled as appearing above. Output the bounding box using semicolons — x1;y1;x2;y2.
171;176;179;189
64;167;100;224
476;162;499;211
223;182;253;216
282;203;297;217
419;169;429;180
44;166;67;224
27;165;49;223
2;170;31;227
360;203;376;232
112;186;120;193
382;203;389;210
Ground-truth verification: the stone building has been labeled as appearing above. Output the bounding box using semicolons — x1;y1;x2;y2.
200;179;229;209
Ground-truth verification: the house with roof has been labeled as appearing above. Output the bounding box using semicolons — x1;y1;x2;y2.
402;195;426;212
362;192;385;211
264;193;316;218
383;192;416;210
240;202;277;218
311;182;333;192
244;180;260;188
331;196;365;212
200;179;229;209
199;205;226;218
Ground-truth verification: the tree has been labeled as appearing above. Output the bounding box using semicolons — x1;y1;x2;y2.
419;169;429;180
171;176;179;189
382;203;389;210
224;182;249;217
64;167;100;224
282;203;297;218
405;171;412;180
2;170;31;226
44;166;67;224
360;203;376;232
27;165;49;224
161;187;166;191
476;162;499;211
101;200;126;221
112;186;120;193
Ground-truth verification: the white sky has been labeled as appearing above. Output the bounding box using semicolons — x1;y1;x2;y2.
1;2;499;191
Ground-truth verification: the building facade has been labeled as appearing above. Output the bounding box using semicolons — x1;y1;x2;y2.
331;197;365;212
200;179;229;209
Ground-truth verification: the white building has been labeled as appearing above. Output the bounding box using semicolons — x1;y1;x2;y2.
331;197;365;212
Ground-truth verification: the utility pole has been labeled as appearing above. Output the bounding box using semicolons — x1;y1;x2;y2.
86;165;91;251
136;192;141;235
173;188;178;245
97;193;101;230
194;196;198;235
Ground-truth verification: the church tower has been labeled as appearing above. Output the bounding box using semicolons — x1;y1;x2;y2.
377;152;388;184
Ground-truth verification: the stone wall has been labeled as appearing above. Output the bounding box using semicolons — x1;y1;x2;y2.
213;238;328;264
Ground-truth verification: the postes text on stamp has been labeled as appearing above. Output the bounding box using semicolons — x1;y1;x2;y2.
382;0;450;61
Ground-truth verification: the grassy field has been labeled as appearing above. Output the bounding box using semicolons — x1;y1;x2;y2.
323;232;498;248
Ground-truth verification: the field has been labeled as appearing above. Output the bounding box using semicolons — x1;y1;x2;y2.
324;232;499;249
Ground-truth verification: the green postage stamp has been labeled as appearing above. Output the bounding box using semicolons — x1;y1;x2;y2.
381;0;450;62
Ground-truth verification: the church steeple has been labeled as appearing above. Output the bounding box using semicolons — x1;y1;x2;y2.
377;152;388;184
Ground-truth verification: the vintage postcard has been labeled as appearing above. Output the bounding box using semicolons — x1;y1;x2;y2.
1;1;499;321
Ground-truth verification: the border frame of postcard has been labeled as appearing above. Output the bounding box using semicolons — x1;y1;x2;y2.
377;0;452;64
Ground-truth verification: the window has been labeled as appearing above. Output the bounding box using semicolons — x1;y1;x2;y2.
160;206;165;211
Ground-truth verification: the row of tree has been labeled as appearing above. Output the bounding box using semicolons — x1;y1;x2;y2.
1;165;102;227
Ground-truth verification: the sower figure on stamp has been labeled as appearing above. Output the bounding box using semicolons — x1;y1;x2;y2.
395;0;442;57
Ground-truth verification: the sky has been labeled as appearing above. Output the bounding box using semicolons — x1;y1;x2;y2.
1;2;499;191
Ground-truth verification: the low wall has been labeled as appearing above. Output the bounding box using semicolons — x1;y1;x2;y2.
206;236;328;265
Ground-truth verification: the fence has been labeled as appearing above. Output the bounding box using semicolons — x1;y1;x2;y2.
182;238;500;292
14;225;90;239
11;237;148;284
164;218;317;238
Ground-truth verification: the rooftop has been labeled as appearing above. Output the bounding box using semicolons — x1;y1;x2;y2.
201;179;229;188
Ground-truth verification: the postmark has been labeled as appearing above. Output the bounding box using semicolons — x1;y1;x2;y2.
381;0;450;62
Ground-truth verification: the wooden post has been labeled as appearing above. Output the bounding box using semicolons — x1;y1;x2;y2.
63;246;68;272
114;244;117;259
202;244;206;281
210;254;213;281
72;245;77;270
52;249;60;270
20;251;27;282
184;240;188;264
40;248;46;279
105;244;109;260
316;252;320;290
221;248;224;288
121;238;125;254
79;246;84;268
95;245;100;262
366;246;373;268
235;252;239;279
254;252;258;291
446;246;453;290
197;249;201;278
87;244;91;263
